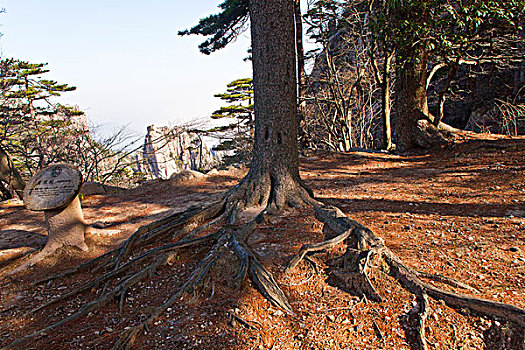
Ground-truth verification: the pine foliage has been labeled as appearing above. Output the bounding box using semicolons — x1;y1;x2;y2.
178;0;249;55
209;78;254;164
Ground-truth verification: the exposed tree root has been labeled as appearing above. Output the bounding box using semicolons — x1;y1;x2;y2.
27;230;221;316
30;199;227;286
230;222;293;314
1;177;305;349
286;204;525;349
227;310;260;330
416;271;479;293
112;235;229;350
414;117;478;150
285;226;352;274
402;293;430;350
110;210;295;349
3;184;525;349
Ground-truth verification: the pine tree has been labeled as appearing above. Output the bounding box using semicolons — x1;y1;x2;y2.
0;58;85;176
7;3;525;350
209;78;253;163
178;0;249;55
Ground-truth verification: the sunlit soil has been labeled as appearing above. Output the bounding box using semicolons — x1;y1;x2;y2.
0;135;523;349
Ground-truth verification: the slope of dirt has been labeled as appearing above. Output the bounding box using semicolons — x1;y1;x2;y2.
0;136;523;349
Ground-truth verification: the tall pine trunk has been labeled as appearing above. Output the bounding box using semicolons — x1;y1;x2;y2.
245;0;312;209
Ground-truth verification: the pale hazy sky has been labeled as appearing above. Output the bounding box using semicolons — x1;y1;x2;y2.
0;0;253;136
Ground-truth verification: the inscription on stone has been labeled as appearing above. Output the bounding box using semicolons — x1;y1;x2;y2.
24;163;82;211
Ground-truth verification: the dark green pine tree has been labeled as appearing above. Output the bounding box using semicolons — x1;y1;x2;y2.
178;0;249;55
179;0;310;148
212;77;253;120
209;78;253;164
0;59;85;176
0;59;82;122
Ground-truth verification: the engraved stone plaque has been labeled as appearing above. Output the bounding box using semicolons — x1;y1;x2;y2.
23;163;82;211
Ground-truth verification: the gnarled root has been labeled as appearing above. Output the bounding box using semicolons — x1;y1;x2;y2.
402;293;429;350
230;220;293;314
31;199;227;286
414;118;476;150
113;235;229;350
331;248;384;302
5;182;525;350
112;210;295;350
3;179;300;349
286;204;525;349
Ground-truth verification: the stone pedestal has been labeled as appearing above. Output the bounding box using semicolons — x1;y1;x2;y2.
18;163;88;269
42;195;89;255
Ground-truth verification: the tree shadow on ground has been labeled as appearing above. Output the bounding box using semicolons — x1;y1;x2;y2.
0;230;46;250
320;197;524;219
0;229;47;267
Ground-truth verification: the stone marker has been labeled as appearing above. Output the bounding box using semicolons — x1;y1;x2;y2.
24;163;82;211
17;163;88;270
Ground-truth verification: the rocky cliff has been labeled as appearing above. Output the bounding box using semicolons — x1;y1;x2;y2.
135;125;220;180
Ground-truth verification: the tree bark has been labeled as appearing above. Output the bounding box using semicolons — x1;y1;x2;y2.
382;52;393;150
0;144;26;199
246;0;312;209
395;47;430;152
435;60;459;126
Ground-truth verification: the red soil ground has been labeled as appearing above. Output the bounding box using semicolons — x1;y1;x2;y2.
0;134;523;349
